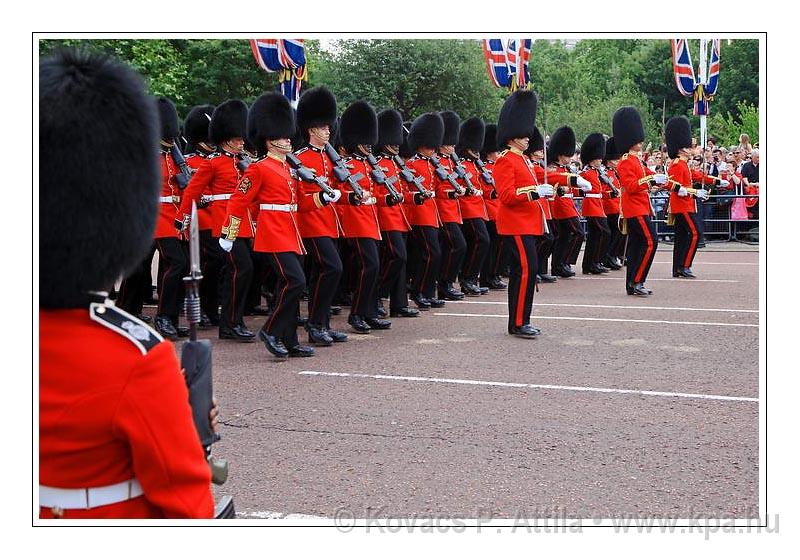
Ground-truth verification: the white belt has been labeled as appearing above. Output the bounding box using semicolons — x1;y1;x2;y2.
260;203;297;212
561;193;574;199
584;193;603;199
159;195;180;203
211;194;232;201
40;479;143;510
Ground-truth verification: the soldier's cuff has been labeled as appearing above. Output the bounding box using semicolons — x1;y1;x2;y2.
568;175;579;187
447;191;459;199
314;192;327;208
221;216;242;241
348;192;361;205
526;191;540;201
638;175;654;186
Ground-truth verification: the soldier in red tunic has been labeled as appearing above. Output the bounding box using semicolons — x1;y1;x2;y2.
221;93;336;358
39;49;214;518
525;126;558;284
601;137;625;270
478;123;507;290
578;133;612;274
179;100;254;342
455;117;491;297
406;113;447;310
493;90;554;339
374;109;420;318
665;116;728;278
613;106;668;296
436;111;467;301
294;86;349;345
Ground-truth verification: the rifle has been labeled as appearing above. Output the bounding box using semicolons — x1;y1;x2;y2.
286;153;336;198
597;164;620;198
181;202;235;514
171;144;193;190
391;154;432;198
324;143;366;201
429;153;465;194
237;151;253;173
449;152;480;195
365;153;403;204
473;156;495;187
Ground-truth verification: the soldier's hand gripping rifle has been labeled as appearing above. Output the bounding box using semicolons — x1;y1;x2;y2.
474;156;495;187
365;153;403;204
324;142;367;202
598;164;620;198
181;203;235;518
285;153;336;198
429;153;465;195
171;144;193;190
450;152;481;196
391;154;434;199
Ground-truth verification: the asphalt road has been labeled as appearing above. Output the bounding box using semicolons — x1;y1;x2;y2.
194;244;759;520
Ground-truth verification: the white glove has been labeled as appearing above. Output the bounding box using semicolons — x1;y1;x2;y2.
677;187;689;197
537;184;554;197
653;173;668;185
218;238;234;252
696;188;710;200
322;189;342;203
576;176;592;192
720;179;730;188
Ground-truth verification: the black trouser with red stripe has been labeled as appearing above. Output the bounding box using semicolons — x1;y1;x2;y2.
219;238;254;330
304;236;343;329
605;213;625;261
625;215;659;286
536;220;556;276
348;237;380;319
672;212;701;273
460;218;490;283
379;230;409;311
439;221;467;285
154;237;188;321
480;220;503;285
263;251;305;348
199;230;223;322
552;217;584;270
117;244;155;316
503;235;538;332
410;225;442;299
582;216;611;271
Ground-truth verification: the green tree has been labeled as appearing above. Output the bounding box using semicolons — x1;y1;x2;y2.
708;101;759;147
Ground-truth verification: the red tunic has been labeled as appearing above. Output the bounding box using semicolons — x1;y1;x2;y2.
458;159;489;220
333;156;382;240
434;154;462;224
668;157;709;215
493;148;546;236
155;150;181;239
178;151;253;239
579;167;606;218
375;155;411;232
224;154;322;254
602;167;621;215
548;164;581;220
184;152;214;231
481;159;499;221
405;156;441;227
616;152;655;218
294;145;341;239
39;304;214;519
531;160;553;221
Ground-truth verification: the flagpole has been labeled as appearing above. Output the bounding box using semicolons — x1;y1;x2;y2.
698;38;708;152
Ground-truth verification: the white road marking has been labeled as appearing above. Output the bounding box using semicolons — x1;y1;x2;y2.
433;313;758;328
569;277;740;283
449;300;758;314
238;511;329;520
298;371;758;403
653;261;758;266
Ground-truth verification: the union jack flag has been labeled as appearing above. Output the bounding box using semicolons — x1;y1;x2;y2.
250;39;307;103
482;39;511;88
506;39;518;80
705;39;721;97
671;39;696;96
517;39;532;89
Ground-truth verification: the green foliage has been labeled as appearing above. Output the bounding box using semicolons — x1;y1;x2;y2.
708;101;759;147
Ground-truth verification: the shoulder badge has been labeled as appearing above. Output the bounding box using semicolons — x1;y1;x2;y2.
497;149;509;158
294;147;309;155
89;302;163;355
208;152;222;159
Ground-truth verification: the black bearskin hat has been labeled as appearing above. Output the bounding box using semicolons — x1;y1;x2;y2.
481;123;499;158
377;109;404;149
340;101;378;152
612;106;645;153
408;112;445;152
580;133;607;165
665;116;692;159
604;136;621;162
529;126;545;153
440;110;461;146
456;117;485;156
496;90;538;147
184;104;215;147
247;92;296;156
291;108;306;151
331;117;342;151
399;120;414;158
156;97;179;140
40;49;159;308
297;86;337;132
210;99;248;145
549;126;576;159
